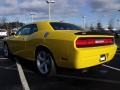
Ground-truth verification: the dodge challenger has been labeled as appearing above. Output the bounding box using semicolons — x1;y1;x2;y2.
3;21;117;76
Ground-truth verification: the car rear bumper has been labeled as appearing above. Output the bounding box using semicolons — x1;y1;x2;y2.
69;44;117;69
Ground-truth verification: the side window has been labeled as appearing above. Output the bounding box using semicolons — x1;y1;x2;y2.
16;24;38;35
29;24;38;34
50;22;81;30
16;25;31;35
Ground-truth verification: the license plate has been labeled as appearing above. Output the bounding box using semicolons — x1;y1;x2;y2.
100;54;106;62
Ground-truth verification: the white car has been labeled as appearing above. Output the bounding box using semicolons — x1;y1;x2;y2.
0;30;7;39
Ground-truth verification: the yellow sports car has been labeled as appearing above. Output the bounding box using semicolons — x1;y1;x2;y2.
3;21;117;76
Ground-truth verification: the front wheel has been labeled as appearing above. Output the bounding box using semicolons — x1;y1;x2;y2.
36;50;56;76
3;44;10;58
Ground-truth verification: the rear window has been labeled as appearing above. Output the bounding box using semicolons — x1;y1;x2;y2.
50;22;81;30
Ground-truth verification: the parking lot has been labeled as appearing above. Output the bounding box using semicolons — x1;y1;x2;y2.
0;40;120;90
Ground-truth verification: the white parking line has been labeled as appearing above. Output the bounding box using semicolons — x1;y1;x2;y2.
0;65;15;69
0;58;8;60
102;64;120;72
0;65;34;73
0;66;17;70
16;59;30;90
0;59;9;61
56;64;120;84
5;64;16;68
56;74;120;84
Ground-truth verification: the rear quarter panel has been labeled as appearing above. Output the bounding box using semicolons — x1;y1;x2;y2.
43;33;117;69
41;31;76;66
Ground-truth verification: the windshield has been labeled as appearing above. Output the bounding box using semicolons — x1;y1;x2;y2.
50;22;82;30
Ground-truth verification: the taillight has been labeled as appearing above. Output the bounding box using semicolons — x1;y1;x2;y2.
76;37;113;48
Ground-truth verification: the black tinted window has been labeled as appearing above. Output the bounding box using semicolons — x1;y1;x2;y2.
29;24;38;34
16;24;38;35
50;22;81;30
16;26;31;35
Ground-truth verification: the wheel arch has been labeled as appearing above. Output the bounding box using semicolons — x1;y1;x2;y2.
3;41;9;49
35;45;57;66
3;41;7;45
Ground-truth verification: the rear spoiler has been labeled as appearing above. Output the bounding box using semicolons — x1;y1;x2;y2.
75;30;114;36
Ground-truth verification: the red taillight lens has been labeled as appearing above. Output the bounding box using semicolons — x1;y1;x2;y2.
76;38;113;48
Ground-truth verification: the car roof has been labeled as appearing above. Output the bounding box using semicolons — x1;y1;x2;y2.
33;21;68;24
32;21;54;31
33;21;52;24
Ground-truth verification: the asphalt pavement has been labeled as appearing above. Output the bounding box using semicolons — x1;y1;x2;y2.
0;53;23;90
0;40;120;90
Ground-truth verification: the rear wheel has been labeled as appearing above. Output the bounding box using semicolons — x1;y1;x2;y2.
36;50;56;76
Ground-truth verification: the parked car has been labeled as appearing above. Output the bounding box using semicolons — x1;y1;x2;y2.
3;21;117;76
112;30;120;53
0;30;7;39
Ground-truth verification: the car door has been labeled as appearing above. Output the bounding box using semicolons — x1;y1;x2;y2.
8;25;32;56
19;24;38;59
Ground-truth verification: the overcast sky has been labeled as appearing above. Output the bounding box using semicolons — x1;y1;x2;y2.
0;0;120;27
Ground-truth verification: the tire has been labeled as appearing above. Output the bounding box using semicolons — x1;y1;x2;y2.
36;49;56;77
3;43;12;58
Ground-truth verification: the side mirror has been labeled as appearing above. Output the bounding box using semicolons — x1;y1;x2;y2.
11;32;16;36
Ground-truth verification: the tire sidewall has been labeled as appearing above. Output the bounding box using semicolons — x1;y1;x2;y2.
36;49;56;77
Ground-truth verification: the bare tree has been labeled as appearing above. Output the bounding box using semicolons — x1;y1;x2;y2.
108;17;115;30
0;16;11;36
